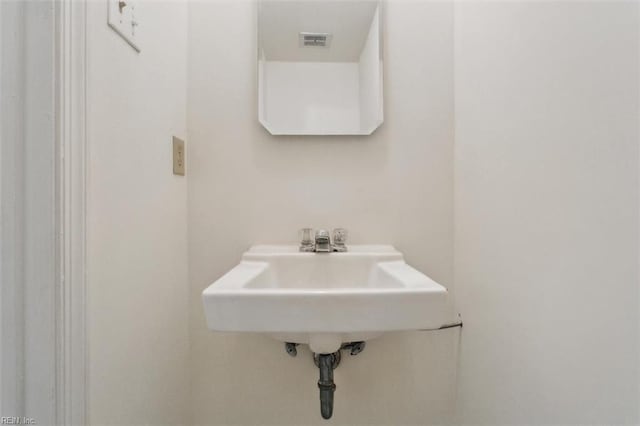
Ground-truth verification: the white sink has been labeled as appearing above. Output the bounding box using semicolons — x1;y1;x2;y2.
202;245;449;353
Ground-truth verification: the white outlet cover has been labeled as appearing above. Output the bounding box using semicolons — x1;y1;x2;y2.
107;0;140;52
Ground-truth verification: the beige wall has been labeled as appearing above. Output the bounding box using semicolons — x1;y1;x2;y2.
454;2;639;424
86;2;190;424
187;1;457;424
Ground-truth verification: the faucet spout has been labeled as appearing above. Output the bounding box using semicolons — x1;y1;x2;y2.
314;229;331;253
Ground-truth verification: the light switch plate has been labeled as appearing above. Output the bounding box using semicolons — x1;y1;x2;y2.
107;0;140;52
173;137;185;176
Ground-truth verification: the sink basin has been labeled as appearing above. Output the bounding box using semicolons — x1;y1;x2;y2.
202;245;449;353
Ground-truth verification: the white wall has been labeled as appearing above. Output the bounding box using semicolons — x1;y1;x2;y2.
0;1;25;415
454;2;639;424
188;1;456;424
81;1;640;424
86;2;190;424
1;1;57;422
22;2;56;421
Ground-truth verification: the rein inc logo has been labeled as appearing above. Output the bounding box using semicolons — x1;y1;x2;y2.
1;418;35;425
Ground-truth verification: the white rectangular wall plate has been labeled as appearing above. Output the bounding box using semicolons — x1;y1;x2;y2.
107;0;140;52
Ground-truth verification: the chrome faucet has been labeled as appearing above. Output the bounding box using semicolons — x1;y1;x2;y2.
314;229;331;252
299;228;348;253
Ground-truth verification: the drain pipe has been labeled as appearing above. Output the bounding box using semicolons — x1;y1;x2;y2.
291;343;365;420
283;319;463;420
317;353;337;419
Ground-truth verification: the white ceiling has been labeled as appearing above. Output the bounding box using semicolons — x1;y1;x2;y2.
259;0;379;62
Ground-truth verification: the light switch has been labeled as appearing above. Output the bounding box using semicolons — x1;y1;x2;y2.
107;0;140;52
173;137;185;176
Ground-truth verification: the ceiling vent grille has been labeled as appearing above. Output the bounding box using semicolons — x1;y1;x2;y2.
299;32;332;48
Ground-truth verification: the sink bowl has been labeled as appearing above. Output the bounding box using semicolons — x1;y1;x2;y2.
202;245;449;353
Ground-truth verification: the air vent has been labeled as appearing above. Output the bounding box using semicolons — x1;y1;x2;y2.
299;32;332;48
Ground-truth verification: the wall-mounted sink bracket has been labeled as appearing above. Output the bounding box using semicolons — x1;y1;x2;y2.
285;342;299;357
285;341;366;359
284;341;366;419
